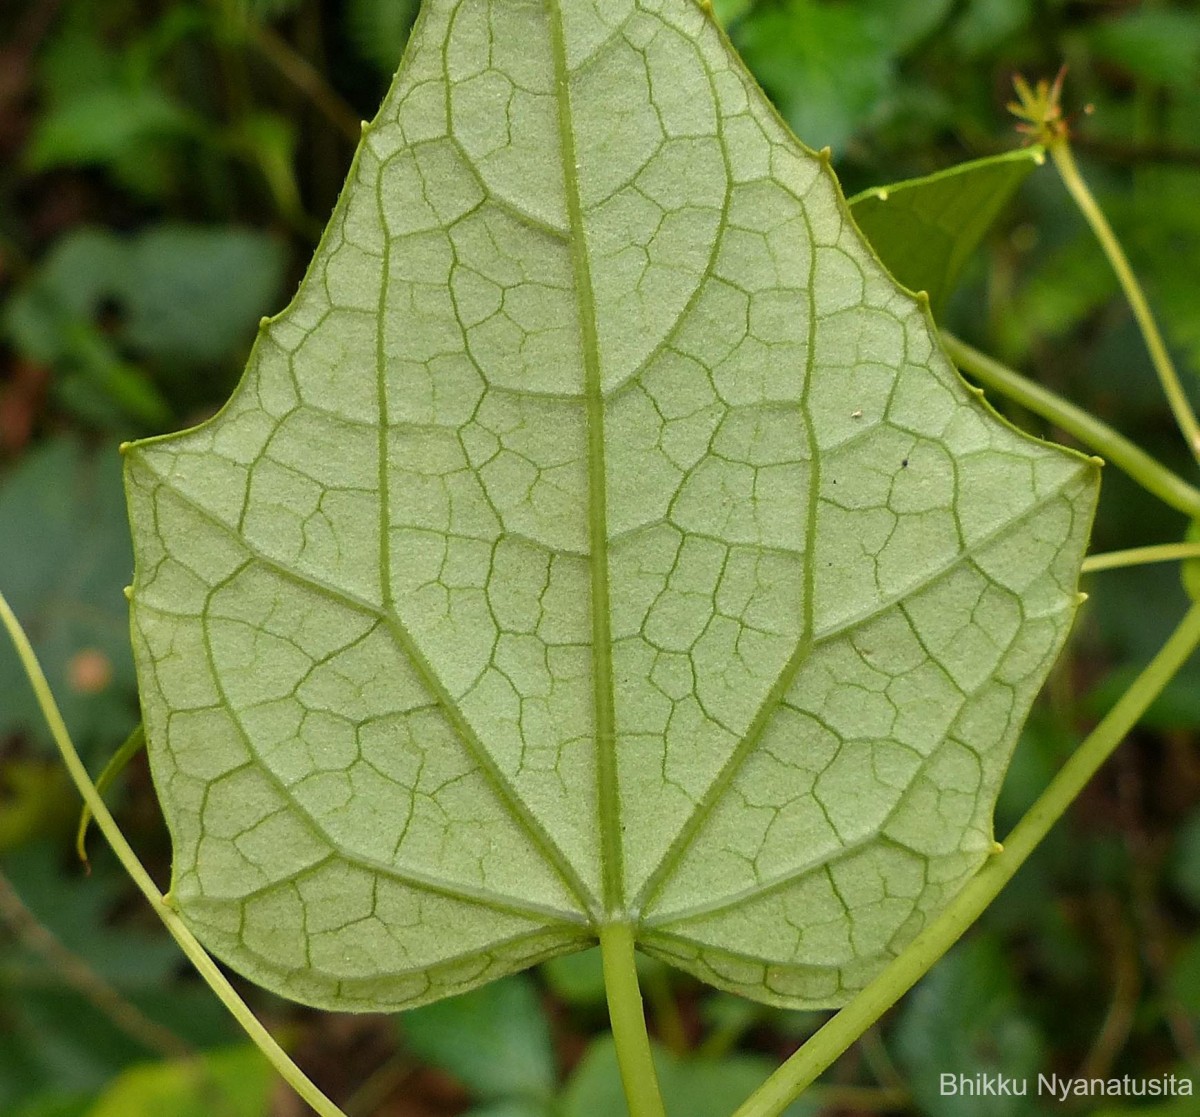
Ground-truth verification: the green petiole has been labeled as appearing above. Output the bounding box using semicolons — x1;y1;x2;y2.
942;332;1200;520
1083;542;1200;575
600;922;668;1117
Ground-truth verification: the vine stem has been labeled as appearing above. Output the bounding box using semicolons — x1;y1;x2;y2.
77;721;145;864
1047;139;1200;465
0;589;349;1117
941;332;1200;519
1083;542;1200;575
249;23;363;143
732;602;1200;1117
600;922;667;1117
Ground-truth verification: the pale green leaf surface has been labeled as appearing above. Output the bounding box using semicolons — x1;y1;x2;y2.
125;0;1098;1012
847;147;1043;313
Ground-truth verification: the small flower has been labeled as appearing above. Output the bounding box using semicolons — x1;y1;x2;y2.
1008;66;1070;146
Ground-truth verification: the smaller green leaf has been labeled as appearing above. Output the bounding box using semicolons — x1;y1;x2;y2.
859;0;954;55
399;975;554;1101
1089;1074;1200;1117
345;0;421;75
561;1038;818;1117
9;1095;92;1117
1169;806;1200;910
895;936;1043;1117
26;88;195;173
84;1046;273;1117
1087;10;1200;89
1169;936;1200;1018
849;147;1043;313
541;946;671;1008
733;0;894;151
951;0;1032;58
0;442;135;753
464;1102;554;1117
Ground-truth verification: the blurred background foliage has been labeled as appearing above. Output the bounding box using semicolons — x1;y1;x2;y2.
2;0;1200;1114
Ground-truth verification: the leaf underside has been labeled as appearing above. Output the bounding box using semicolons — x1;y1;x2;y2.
124;0;1098;1012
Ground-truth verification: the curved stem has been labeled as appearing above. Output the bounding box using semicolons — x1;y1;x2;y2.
77;722;145;864
732;602;1200;1117
250;23;363;144
0;867;192;1058
0;590;349;1117
600;923;667;1117
942;332;1200;519
1048;139;1200;464
1083;542;1200;575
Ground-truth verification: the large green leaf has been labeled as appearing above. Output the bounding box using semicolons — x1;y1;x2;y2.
124;0;1098;1012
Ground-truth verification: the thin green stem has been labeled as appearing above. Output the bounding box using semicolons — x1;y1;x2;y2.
1083;542;1200;575
0;868;192;1059
0;589;348;1117
600;923;667;1117
77;722;145;864
1048;139;1200;464
733;602;1200;1117
250;23;363;143
942;332;1200;519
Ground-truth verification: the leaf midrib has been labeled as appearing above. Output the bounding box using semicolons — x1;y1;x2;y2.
546;0;624;917
630;143;824;918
